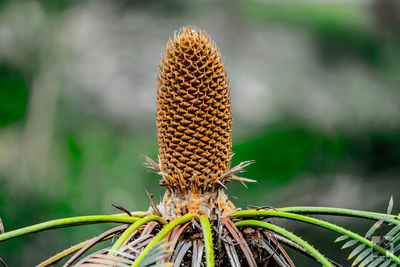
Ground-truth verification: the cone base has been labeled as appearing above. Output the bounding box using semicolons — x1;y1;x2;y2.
155;189;235;218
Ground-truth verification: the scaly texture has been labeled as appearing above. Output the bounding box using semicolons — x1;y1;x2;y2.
152;27;236;217
157;27;232;189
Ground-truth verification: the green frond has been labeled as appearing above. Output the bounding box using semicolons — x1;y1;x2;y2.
109;215;167;254
235;220;333;266
278;206;400;224
2;204;399;266
231;209;400;265
336;197;400;266
0;214;144;242
131;214;196;267
199;216;215;267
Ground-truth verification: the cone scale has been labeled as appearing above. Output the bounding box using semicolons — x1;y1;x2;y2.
155;27;235;218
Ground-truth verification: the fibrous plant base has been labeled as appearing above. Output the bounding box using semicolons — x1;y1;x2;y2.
0;206;399;266
40;215;296;266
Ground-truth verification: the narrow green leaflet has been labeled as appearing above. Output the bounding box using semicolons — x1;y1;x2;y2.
365;216;387;238
359;254;375;267
367;257;385;267
342;239;358;249
348;244;366;259
352;249;370;266
335;235;350;243
379;260;392;267
391;232;400;244
387;197;394;216
384;224;400;241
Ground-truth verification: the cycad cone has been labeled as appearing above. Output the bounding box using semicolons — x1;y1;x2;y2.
155;27;235;218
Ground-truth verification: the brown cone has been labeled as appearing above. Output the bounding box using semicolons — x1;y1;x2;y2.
157;27;232;191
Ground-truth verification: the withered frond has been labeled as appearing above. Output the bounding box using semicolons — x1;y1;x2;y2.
146;191;163;218
223;160;257;188
143;155;161;173
74;235;171;267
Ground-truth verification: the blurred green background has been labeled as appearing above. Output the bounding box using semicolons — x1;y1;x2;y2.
0;0;399;265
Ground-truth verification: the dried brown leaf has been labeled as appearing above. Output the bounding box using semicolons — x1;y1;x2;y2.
221;218;257;267
65;225;128;266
